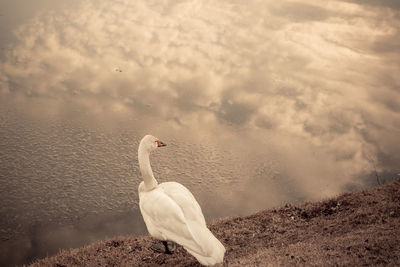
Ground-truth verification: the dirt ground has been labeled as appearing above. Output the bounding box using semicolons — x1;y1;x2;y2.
30;179;400;266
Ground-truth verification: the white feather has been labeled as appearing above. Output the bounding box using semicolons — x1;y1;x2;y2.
137;135;225;266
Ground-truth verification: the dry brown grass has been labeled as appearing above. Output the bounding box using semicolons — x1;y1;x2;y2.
31;179;400;266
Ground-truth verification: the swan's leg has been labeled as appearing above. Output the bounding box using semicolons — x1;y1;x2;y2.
162;241;172;254
150;241;176;254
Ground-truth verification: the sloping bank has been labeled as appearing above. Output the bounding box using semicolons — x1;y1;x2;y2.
31;180;400;266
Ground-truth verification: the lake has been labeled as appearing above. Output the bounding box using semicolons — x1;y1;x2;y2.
0;0;399;265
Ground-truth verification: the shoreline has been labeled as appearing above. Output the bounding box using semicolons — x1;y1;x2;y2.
30;179;400;266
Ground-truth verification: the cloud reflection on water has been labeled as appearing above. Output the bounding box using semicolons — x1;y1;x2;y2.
0;0;399;265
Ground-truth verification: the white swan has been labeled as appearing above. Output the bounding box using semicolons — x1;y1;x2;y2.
138;135;226;266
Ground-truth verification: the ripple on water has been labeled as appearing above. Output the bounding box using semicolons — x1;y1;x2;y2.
0;107;283;250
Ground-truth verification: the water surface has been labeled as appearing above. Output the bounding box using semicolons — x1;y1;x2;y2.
0;0;399;265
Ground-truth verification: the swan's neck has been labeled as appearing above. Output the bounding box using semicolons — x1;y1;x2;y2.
138;146;158;191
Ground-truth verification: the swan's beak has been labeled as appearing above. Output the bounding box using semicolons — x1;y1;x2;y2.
157;140;167;147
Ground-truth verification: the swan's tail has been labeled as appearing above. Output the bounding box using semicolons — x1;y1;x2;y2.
185;238;225;265
185;225;226;266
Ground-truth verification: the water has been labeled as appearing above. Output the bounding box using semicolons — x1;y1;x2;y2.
0;99;396;266
0;0;399;265
0;102;292;265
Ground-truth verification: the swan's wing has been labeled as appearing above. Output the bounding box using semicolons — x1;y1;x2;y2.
159;182;224;257
159;182;206;225
139;188;206;255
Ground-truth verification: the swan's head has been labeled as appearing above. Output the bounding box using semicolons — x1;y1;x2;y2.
139;134;166;153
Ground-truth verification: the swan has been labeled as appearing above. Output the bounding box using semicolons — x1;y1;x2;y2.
138;135;226;266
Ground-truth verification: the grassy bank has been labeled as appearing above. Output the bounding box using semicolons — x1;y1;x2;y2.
31;179;400;266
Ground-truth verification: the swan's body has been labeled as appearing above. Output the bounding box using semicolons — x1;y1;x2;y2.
138;135;225;266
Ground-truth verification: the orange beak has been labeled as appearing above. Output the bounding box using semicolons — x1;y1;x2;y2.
156;140;166;147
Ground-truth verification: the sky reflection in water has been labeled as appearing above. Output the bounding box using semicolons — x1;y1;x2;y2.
0;0;399;265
